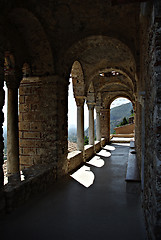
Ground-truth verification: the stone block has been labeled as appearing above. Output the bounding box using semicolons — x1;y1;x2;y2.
23;148;37;155
23;132;41;139
19;139;42;148
30;122;42;131
19;86;33;96
22;112;36;121
25;95;40;104
19;104;29;113
19;96;25;104
20;156;33;165
19;122;30;131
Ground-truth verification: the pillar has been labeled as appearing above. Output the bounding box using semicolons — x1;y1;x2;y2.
96;107;101;141
88;104;95;145
100;108;110;143
76;98;85;151
7;86;19;177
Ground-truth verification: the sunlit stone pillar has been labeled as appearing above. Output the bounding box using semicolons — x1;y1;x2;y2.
7;86;19;177
96;106;101;141
76;97;85;151
88;104;95;145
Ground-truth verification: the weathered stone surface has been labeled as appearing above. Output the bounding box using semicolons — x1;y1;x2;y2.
0;2;160;239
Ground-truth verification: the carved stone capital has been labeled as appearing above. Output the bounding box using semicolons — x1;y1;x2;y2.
75;96;85;107
87;102;95;110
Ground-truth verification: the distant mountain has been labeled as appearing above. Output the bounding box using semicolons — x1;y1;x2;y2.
85;102;133;136
68;126;77;143
110;102;133;133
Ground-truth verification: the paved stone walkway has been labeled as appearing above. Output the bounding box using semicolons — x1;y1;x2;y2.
1;143;146;240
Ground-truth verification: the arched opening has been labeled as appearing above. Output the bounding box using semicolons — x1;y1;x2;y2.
68;76;77;152
3;52;21;184
110;97;134;140
68;61;85;152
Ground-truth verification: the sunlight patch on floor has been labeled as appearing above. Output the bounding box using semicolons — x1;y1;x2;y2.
103;145;116;151
87;156;105;168
70;165;95;188
97;149;111;158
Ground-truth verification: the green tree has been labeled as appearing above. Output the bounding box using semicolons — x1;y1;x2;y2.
120;117;128;126
130;109;134;116
84;136;89;145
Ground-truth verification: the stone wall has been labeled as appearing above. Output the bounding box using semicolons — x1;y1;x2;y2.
67;151;83;173
4;163;57;213
94;141;101;153
19;75;68;178
114;123;134;134
139;2;161;239
84;145;94;161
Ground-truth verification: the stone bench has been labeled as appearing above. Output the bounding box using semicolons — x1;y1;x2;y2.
125;149;141;193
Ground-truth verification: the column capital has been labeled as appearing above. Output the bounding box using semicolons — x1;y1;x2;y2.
87;102;95;110
75;96;85;107
5;75;20;89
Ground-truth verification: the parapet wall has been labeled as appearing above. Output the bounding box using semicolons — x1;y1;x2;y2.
114;123;134;134
2;139;106;213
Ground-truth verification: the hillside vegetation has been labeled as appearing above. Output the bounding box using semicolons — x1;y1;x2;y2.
110;102;133;133
85;102;133;136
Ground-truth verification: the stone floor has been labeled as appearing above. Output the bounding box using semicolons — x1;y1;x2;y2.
0;143;146;240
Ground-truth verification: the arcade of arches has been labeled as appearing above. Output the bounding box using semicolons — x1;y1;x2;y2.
0;1;161;239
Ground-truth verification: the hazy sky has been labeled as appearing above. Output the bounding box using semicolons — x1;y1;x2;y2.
2;80;130;128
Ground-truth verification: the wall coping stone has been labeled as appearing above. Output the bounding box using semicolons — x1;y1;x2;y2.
84;145;93;150
67;151;81;159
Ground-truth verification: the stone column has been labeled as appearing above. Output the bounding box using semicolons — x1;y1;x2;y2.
76;98;85;151
7;84;19;178
96;107;101;141
88;104;95;145
100;108;110;143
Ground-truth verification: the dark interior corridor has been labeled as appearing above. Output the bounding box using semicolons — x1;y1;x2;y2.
1;143;146;240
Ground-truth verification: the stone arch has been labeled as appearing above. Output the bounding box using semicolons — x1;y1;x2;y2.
71;60;85;99
6;8;55;76
103;92;135;109
92;67;136;95
62;35;137;84
87;81;96;104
